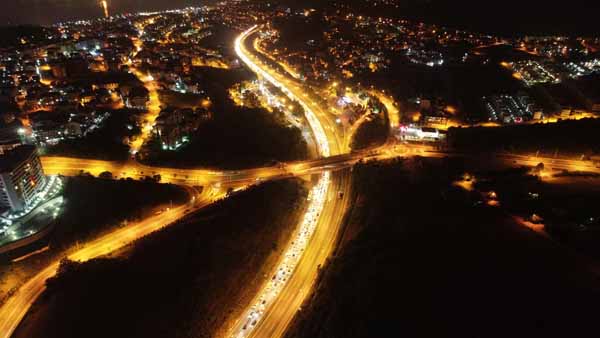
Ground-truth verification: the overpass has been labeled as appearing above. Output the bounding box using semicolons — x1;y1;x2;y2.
41;147;600;188
40;144;441;186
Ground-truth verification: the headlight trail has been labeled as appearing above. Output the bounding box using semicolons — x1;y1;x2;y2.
235;26;330;158
227;25;335;338
230;173;330;338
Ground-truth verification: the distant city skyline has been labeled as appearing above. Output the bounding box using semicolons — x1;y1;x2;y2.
0;0;201;26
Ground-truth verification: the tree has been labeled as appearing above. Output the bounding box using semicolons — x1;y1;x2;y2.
534;162;545;174
99;171;113;179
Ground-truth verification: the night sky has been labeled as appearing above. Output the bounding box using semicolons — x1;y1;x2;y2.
402;0;600;36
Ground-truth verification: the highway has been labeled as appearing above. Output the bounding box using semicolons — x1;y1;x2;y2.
221;26;356;338
7;122;598;338
496;153;600;174
236;26;348;156
239;170;353;338
4;23;600;338
41;148;600;188
39;145;433;185
0;186;225;338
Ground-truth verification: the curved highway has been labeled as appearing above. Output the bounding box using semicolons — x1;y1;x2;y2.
223;26;354;338
0;22;414;338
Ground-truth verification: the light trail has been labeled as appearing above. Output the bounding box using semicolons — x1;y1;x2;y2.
238;26;350;153
226;25;343;338
235;26;330;158
6;23;556;338
231;172;330;338
38;143;434;184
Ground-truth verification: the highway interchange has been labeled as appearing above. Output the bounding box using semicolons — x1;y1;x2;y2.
2;24;600;338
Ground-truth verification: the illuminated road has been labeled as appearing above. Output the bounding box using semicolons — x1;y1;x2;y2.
129;70;162;155
0;187;225;338
6;148;592;338
237;170;352;338
39;147;599;191
237;26;349;155
39;145;432;185
43;146;600;188
496;153;600;174
222;26;355;338
129;19;164;155
370;89;401;140
6;23;596;338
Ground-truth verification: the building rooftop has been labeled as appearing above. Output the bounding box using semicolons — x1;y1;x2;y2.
0;144;37;173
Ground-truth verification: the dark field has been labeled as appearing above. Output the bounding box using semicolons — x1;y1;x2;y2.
286;158;600;338
0;176;187;305
449;118;600;155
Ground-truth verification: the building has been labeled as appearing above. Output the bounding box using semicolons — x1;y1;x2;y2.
0;138;21;155
398;124;445;142
483;94;534;124
125;86;150;109
0;126;23;155
0;145;46;212
155;108;211;149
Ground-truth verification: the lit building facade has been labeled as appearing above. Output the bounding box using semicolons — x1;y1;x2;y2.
0;145;46;212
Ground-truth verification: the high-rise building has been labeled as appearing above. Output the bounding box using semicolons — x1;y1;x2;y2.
0;145;46;212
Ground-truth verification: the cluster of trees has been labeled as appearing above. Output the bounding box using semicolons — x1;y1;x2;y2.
46;109;141;161
350;98;390;150
142;67;309;169
16;179;307;338
142;104;309;169
49;176;186;249
0;25;54;48
448;118;600;155
474;167;600;259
